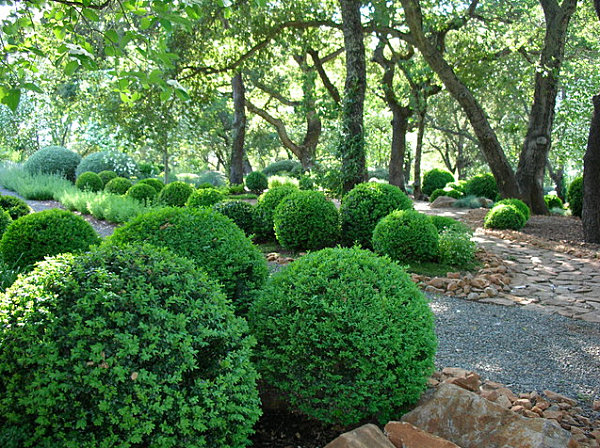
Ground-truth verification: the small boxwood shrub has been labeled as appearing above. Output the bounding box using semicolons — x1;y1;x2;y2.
23;146;81;181
0;195;30;220
465;173;498;200
438;228;476;265
97;170;117;186
340;182;413;248
0;244;261;448
429;215;472;235
228;183;245;195
75;171;103;192
104;176;133;195
109;207;268;312
253;184;299;242
446;180;467;193
158;181;194;207
567;176;583;218
213;200;255;236
0;210;12;237
422;168;454;196
262;160;302;177
273;191;340;251
0;209;99;269
138;177;165;193
429;187;462;202
544;195;564;210
249;247;436;425
372;210;439;263
186;188;226;207
496;198;530;221
245;171;268;194
484;204;526;230
126;183;157;204
75;151;138;178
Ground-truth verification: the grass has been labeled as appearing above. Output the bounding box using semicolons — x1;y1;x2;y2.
227;193;258;200
0;165;73;200
406;259;482;277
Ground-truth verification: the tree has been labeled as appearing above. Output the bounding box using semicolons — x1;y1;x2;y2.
230;73;246;185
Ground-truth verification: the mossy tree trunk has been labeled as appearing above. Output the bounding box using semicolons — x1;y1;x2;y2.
230;72;246;186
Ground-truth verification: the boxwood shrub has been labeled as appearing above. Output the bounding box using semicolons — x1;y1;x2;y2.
213;200;255;236
109;207;268;313
262;160;302;177
75;171;104;192
0;210;12;237
544;195;564;210
158;181;194;207
138;177;165;193
0;244;261;448
252;184;299;242
0;209;100;270
496;198;530;221
186;188;226;208
438;228;476;266
484;204;526;230
340;182;413;248
465;173;498;200
429;215;472;235
0;195;30;220
97;170;117;186
104;176;133;195
273;190;340;251
126;183;157;204
422;168;454;196
429;187;462;202
245;171;268;195
249;247;436;425
567;176;583;218
75;151;138;178
23;146;81;181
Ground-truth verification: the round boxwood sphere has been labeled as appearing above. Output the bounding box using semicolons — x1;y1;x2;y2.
252;184;299;242
158;181;194;207
465;173;498;200
76;171;104;192
373;210;439;263
429;187;462;202
0;210;12;237
109;207;268;313
97;170;117;186
484;204;526;230
273;191;339;251
104;176;133;195
496;198;530;221
249;247;436;425
422;168;454;196
544;195;563;211
340;182;413;248
126;183;157;203
138;177;165;193
75;151;138;178
245;171;268;194
186;188;226;208
0;244;261;448
212;200;255;236
567;176;583;218
0;209;100;270
23;145;82;182
0;195;30;220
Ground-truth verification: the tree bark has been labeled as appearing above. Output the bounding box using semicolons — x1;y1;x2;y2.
229;73;246;185
413;110;426;200
516;0;578;214
546;160;565;202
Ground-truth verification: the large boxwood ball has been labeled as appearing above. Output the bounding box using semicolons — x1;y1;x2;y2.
75;171;104;192
249;247;436;425
158;181;194;207
138;177;165;193
372;210;439;263
109;207;268;313
465;173;498;200
75;151;138;178
495;198;530;221
0;244;261;448
97;170;117;186
104;176;133;195
340;182;413;248
567;176;583;218
422;168;454;196
0;195;30;220
544;195;564;211
245;171;268;194
252;184;299;242
186;188;226;208
273;190;340;251
0;209;100;270
484;204;526;230
212;200;255;236
126;183;157;204
23;145;82;181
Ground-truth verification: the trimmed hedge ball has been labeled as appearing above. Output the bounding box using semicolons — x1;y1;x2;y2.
0;195;30;220
273;190;340;251
0;209;99;270
212;200;255;236
75;171;104;192
438;228;476;266
422;168;455;196
109;207;268;313
429;188;462;202
23;146;82;182
158;181;194;207
252;184;299;242
75;151;138;178
484;204;526;230
249;247;436;425
104;177;133;195
0;244;261;448
372;210;439;263
544;195;564;210
245;171;268;195
0;210;12;237
138;177;165;193
126;183;157;204
97;170;117;186
340;182;413;249
186;188;226;208
465;173;498;200
496;198;530;221
567;176;583;218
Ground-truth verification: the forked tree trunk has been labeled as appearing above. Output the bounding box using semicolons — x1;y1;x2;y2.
230;73;246;185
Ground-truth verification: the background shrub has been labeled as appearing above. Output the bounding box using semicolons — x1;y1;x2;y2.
23;146;81;181
245;171;268;194
484;204;526;230
0;244;261;448
97;170;117;186
268;175;298;189
368;167;389;181
195;170;226;187
104;176;133;195
422;168;454;196
372;210;439;263
126;183;157;204
213;200;255;236
567;176;583;218
429;215;472;235
75;171;103;192
228;183;246;195
496;198;530;221
186;188;226;207
453;195;492;209
340;182;413;248
158;181;194;206
109;207;268;312
544;195;564;210
429;187;462;202
273;191;340;251
0;195;30;219
446;180;468;193
249;247;436;425
438;229;476;265
138;177;164;193
0;210;12;237
262;160;302;177
298;174;315;190
76;151;138;178
465;173;498;200
252;184;299;241
0;209;99;269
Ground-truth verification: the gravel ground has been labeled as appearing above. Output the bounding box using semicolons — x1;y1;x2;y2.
430;292;600;408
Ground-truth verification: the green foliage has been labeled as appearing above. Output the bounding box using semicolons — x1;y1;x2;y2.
465;173;498;200
262;160;302;177
0;167;73;200
496;198;530;221
429;215;472;235
0;195;30;220
298;174;315;190
249;247;436;425
186;188;225;208
0;258;25;293
126;183;157;204
313;164;344;199
422;168;455;196
23;146;81;182
97;170;117;186
137;162;159;178
158;181;194;207
273;191;340;251
567;176;583;218
429;188;462;202
368;167;389;181
544;195;564;210
438;229;476;266
75;171;103;192
104;176;133;195
109;207;268;312
340;182;413;248
228;184;246;195
138;177;165;193
373;210;439;263
484;204;526;230
195;170;226;187
212;200;255;236
453;195;490;209
0;211;12;237
268;175;298;189
76;151;139;178
245;171;268;194
0;244;261;448
0;209;99;270
253;184;299;242
446;180;468;193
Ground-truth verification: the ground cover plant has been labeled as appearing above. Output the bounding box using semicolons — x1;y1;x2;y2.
0;166;74;201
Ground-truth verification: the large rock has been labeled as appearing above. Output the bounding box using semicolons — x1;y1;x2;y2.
401;383;573;448
430;196;458;208
385;421;460;448
324;424;395;448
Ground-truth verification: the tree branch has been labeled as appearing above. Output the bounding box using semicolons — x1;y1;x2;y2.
250;79;301;107
23;0;113;10
246;99;302;157
308;48;341;104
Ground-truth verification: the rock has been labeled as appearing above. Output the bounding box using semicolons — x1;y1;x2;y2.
478;197;494;208
431;196;457;208
401;383;573;448
447;272;461;279
593;400;600;411
514;398;533;410
467;292;480;301
324;424;395;448
447;373;481;392
495;394;513;409
543;410;564;422
484;286;498;297
544;390;578;407
441;367;469;378
428;277;448;289
385;422;460;448
425;285;446;294
471;277;488;289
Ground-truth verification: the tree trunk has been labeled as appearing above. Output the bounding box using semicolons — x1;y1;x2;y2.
516;0;578;214
229;73;246;185
389;106;410;191
583;96;600;242
413;110;426;200
162;147;170;184
546;160;565;202
339;0;367;192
